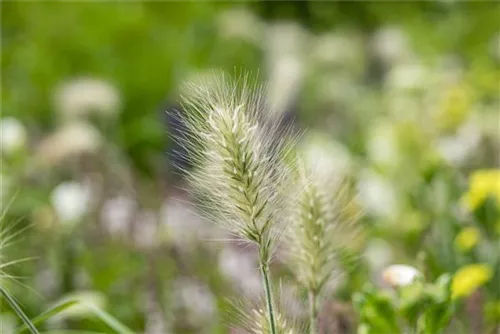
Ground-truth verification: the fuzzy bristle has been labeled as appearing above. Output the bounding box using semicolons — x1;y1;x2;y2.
0;203;29;282
225;283;304;334
249;307;295;334
174;72;296;262
288;160;361;295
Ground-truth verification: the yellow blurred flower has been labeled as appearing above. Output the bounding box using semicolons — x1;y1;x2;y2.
454;226;480;252
460;169;500;211
451;264;493;299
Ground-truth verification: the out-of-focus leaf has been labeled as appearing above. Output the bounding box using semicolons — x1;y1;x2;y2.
18;299;134;334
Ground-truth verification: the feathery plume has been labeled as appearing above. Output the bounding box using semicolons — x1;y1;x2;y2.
287;136;361;333
0;198;31;285
173;71;297;334
0;199;39;334
226;283;304;334
246;308;295;334
174;72;295;262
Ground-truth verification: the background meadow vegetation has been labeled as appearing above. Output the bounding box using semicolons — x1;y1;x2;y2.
1;1;500;333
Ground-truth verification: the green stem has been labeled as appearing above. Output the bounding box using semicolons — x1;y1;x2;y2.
260;262;277;334
0;286;39;334
308;290;318;334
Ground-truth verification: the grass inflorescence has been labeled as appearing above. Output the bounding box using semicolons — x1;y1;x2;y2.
287;153;361;333
174;71;364;334
174;72;298;334
176;73;295;256
0;200;40;334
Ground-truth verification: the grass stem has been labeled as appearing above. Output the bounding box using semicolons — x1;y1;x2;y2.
308;290;318;334
260;263;277;334
0;286;39;334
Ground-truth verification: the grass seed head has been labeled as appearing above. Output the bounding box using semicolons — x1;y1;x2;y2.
288;139;361;295
225;282;304;334
174;72;297;262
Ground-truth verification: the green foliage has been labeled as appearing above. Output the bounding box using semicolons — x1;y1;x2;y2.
354;274;455;334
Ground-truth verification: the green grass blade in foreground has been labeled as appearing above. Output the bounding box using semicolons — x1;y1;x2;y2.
0;286;40;334
18;300;78;333
80;301;135;334
41;331;109;334
18;299;134;334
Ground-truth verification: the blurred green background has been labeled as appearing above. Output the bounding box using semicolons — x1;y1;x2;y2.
1;1;500;333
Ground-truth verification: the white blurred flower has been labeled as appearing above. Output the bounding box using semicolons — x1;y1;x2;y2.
364;238;393;271
217;8;263;45
55;78;120;120
372;27;411;66
357;169;398;219
134;210;158;249
266;22;308;59
267;54;304;115
382;264;421;287
101;195;136;237
436;120;481;166
386;63;428;91
317;73;359;107
311;31;364;70
51;181;91;225
37;121;101;165
366;121;399;167
300;132;351;179
0;117;27;155
265;22;307;118
218;246;261;296
160;198;219;250
174;279;216;324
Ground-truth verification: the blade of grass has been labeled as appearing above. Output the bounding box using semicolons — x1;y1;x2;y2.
17;299;134;334
18;300;79;333
82;301;135;334
0;286;40;334
41;331;109;334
